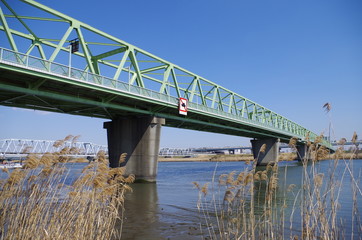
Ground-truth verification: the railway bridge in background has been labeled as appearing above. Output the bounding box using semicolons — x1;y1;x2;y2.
0;0;331;181
1;139;358;160
0;138;107;160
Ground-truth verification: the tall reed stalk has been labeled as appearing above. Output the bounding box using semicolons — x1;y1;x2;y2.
195;133;362;239
0;135;133;240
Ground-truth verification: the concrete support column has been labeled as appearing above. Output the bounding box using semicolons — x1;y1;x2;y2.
296;144;308;162
251;138;280;166
104;116;165;182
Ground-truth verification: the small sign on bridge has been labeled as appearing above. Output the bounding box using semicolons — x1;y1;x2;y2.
179;98;188;116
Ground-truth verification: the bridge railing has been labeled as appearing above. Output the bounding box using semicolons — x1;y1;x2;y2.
0;48;299;137
0;47;332;148
0;47;179;104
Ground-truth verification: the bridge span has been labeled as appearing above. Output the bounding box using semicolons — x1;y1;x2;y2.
0;139;107;160
0;0;331;181
2;139;358;160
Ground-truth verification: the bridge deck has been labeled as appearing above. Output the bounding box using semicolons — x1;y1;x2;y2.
0;49;308;142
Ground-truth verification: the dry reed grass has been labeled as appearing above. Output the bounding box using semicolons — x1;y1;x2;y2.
0;135;133;240
195;132;362;239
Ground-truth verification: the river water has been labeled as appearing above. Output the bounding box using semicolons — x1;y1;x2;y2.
1;159;360;239
121;159;362;240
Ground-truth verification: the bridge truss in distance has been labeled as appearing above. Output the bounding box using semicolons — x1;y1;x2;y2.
0;139;107;160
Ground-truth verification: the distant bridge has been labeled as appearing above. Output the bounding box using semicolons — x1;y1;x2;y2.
160;140;361;156
0;0;332;181
2;138;359;160
0;139;107;160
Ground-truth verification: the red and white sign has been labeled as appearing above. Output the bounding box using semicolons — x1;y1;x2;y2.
179;98;188;115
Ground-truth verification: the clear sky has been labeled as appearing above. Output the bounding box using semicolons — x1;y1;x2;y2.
0;0;361;148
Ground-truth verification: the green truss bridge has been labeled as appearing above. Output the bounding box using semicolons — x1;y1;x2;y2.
0;0;331;181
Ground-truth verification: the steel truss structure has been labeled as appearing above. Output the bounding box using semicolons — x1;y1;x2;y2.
159;148;195;157
0;139;107;158
0;0;331;148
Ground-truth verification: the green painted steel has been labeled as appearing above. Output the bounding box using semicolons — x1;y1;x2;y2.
0;0;332;149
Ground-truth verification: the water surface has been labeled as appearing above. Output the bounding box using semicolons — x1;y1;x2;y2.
1;159;360;239
121;160;362;240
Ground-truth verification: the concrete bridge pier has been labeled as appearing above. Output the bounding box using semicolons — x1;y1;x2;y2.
104;116;165;182
251;138;280;166
296;143;309;162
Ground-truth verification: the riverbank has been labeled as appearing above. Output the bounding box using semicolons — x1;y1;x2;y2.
159;154;254;162
158;152;361;162
5;152;360;164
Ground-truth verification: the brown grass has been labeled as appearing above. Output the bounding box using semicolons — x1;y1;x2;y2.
194;133;362;239
0;136;133;240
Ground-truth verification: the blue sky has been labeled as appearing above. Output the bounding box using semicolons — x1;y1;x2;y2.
0;0;361;148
